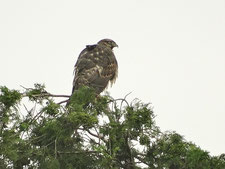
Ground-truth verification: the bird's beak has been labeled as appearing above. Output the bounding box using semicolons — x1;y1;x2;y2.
114;43;119;48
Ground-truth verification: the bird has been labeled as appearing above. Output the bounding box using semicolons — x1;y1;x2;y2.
70;39;118;102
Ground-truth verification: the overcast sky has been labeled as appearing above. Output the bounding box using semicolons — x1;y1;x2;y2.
0;0;225;156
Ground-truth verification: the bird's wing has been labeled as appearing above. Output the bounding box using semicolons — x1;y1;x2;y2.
72;45;103;93
72;44;117;94
101;58;118;85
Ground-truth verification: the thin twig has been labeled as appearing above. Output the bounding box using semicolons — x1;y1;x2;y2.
25;134;46;145
17;150;99;155
57;150;98;154
120;92;132;110
108;98;130;108
55;138;57;159
23;104;30;116
57;99;69;105
23;93;70;98
44;140;55;148
78;128;107;143
20;85;33;90
94;127;101;145
29;109;44;124
135;155;149;166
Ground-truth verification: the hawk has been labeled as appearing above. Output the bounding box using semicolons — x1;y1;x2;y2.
71;39;118;97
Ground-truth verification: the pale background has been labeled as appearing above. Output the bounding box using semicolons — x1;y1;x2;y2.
0;0;225;156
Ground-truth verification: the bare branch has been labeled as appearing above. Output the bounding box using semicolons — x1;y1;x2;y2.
29;109;44;124
57;99;69;105
23;93;70;98
78;127;107;143
17;150;99;155
20;85;33;90
57;150;98;154
55;138;57;159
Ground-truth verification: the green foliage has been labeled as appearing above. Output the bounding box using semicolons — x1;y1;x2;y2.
69;86;96;110
42;100;60;116
186;145;210;169
0;86;22;109
0;84;225;169
25;83;47;103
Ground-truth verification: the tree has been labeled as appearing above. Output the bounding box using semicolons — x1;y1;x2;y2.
0;84;225;169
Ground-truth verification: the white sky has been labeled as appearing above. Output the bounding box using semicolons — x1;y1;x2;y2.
0;0;225;156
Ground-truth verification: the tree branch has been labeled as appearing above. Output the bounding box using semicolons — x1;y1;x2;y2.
23;93;70;98
57;150;98;154
57;99;69;105
78;127;107;143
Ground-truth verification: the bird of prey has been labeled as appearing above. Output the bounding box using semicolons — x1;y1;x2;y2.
71;39;118;97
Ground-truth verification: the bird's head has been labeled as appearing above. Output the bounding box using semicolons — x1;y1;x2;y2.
97;39;118;49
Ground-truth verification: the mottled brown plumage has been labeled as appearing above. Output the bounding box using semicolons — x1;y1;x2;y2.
72;39;118;95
